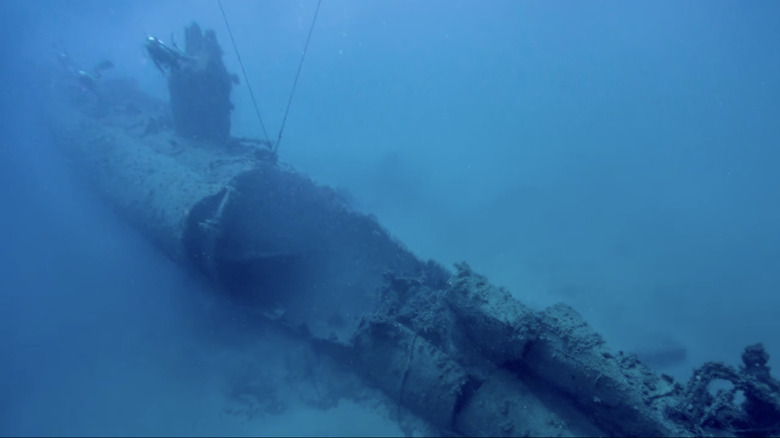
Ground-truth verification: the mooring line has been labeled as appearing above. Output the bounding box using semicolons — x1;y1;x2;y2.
274;0;323;155
217;0;270;144
218;0;323;155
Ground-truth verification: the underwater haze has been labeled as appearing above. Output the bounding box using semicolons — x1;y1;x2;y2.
2;0;780;435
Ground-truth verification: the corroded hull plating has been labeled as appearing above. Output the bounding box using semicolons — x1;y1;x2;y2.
42;73;780;437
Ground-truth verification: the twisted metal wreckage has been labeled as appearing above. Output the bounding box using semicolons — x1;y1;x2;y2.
42;23;780;437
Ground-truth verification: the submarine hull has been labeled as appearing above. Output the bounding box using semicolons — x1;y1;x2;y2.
41;70;780;437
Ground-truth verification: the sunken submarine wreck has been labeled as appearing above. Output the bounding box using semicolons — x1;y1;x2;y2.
40;23;780;437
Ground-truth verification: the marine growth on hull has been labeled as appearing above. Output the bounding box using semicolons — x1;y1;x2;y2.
42;21;780;437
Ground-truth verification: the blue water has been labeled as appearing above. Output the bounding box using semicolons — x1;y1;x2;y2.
2;0;780;435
